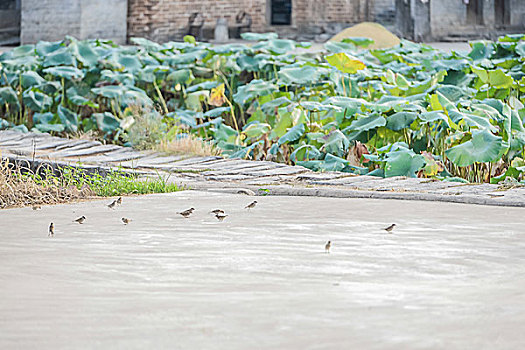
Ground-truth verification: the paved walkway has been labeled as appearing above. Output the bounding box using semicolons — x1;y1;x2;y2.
1;191;525;349
2;130;525;207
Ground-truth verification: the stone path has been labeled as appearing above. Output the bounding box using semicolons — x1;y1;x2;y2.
2;130;525;207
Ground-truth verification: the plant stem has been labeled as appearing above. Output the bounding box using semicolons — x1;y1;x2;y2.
153;80;169;115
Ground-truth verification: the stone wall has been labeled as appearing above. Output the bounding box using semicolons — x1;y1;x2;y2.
80;0;128;42
127;0;396;42
21;0;127;44
21;0;81;43
398;0;525;41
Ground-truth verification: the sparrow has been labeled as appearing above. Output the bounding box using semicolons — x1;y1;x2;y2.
48;222;54;237
384;224;396;233
178;208;195;218
325;241;331;253
107;200;117;209
32;205;42;210
215;213;228;221
245;201;257;209
122;217;132;225
210;209;225;214
117;197;122;205
74;216;86;224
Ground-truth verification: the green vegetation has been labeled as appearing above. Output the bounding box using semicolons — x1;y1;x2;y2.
28;166;182;197
1;33;525;183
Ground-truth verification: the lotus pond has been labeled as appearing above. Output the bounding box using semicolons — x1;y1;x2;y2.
1;33;525;183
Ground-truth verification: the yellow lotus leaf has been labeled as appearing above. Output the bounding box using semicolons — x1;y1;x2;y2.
209;84;226;107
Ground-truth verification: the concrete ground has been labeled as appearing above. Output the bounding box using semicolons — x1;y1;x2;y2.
1;191;525;349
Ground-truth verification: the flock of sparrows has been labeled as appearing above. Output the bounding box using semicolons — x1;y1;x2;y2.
46;199;260;237
44;197;396;252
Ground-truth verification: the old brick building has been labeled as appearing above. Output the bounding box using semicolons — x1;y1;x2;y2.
127;0;396;42
4;0;525;45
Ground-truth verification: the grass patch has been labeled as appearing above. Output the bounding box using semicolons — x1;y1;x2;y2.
45;167;182;197
1;159;182;209
0;160;93;209
157;134;222;157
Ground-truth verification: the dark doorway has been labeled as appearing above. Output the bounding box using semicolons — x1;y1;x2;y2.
466;0;484;25
495;0;511;27
0;0;20;45
271;0;292;25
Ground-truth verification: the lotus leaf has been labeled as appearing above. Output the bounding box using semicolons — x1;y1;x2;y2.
445;129;505;166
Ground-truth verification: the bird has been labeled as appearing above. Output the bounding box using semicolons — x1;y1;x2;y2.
210;209;225;215
384;224;396;233
32;205;42;210
178;208;195;218
325;241;331;253
245;200;258;209
215;213;228;221
74;216;86;224
121;217;132;225
117;197;122;205
107;200;117;209
48;223;54;237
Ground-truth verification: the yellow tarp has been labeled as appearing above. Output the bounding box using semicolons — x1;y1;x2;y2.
330;22;400;49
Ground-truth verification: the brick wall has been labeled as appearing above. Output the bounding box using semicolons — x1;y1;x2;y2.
127;0;268;42
127;0;396;42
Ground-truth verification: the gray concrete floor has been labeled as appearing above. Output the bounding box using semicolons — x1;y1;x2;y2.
1;191;525;349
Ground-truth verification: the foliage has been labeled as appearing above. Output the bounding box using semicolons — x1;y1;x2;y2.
1;33;525;182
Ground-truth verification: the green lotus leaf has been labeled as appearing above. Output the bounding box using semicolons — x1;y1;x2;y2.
71;41;99;67
278;66;321;85
324;41;356;53
300;101;342;112
213;123;238;143
278;123;305;145
100;70;135;86
117;54;143;73
20;71;46;89
488;69;514;89
419;111;450;127
255;39;295;54
291;144;321;162
57;105;78;133
321;130;349;157
35;41;63;56
43;66;84;80
42;48;76;67
34;122;65;133
233;79;278;105
384;150;425;178
33;112;54;125
203;107;231;118
0;86;20;109
347;113;386;132
22;90;52;112
242;122;271;139
166;69;194;84
261;96;292;113
241;32;278;41
92;112;120;133
130;37;162;51
449;110;497;132
167;110;198;128
386;112;417;131
445;129;505;167
342;37;374;48
91;85;126;99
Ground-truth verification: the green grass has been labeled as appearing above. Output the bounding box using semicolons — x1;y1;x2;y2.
27;166;182;197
